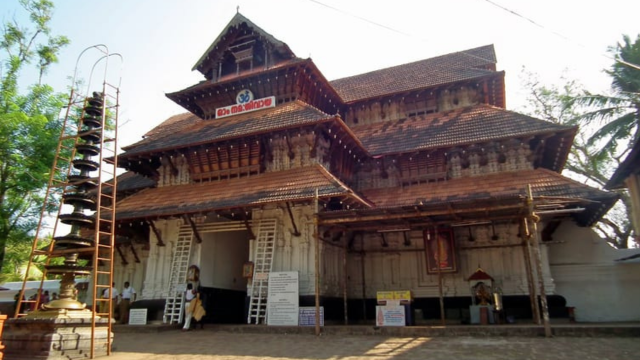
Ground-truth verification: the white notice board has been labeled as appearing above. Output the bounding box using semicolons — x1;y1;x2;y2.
375;306;405;327
267;271;299;326
128;308;148;325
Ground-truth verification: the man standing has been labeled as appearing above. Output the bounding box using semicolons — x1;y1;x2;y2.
119;281;136;324
102;282;119;319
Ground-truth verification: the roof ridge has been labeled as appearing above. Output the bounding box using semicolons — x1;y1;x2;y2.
330;44;496;84
291;99;334;118
311;164;373;207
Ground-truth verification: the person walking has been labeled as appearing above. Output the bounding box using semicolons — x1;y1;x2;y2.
119;281;136;324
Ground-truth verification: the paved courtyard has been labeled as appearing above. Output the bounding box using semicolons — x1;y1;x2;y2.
106;329;640;360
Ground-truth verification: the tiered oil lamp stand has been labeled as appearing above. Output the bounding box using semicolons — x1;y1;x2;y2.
3;92;113;360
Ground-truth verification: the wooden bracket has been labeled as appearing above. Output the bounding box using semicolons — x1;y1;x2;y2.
166;154;179;176
184;215;203;243
347;231;358;250
285;134;295;160
310;126;322;158
380;232;389;247
147;220;165;246
130;244;140;263
116;244;128;265
286;202;301;236
403;231;411;246
241;209;256;240
542;220;561;242
380;157;388;179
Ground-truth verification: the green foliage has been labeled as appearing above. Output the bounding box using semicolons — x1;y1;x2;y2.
570;35;640;159
0;0;69;272
521;56;636;249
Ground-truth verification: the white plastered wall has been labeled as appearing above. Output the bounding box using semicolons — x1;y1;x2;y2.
198;230;249;291
548;221;640;322
343;223;554;300
139;218;181;300
256;205;556;300
100;242;148;302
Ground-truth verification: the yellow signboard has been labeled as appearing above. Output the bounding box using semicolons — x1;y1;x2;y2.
394;291;412;301
376;291;395;302
377;291;412;304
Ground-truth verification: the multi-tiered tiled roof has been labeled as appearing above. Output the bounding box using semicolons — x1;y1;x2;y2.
331;45;499;103
112;14;617;228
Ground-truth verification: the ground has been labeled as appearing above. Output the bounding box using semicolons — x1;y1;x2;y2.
107;330;640;360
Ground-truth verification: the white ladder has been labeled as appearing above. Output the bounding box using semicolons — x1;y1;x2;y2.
247;218;278;324
163;226;193;324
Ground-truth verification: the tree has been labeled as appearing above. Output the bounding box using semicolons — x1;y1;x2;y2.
0;0;69;272
521;71;633;248
521;34;640;249
573;34;640;159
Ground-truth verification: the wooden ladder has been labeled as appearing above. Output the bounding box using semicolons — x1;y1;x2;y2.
163;226;193;324
247;218;278;324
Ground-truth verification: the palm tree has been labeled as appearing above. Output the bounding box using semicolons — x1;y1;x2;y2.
576;34;640;161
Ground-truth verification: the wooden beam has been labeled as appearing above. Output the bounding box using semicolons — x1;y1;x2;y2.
319;204;525;225
286;202;301;236
148;220;165;246
314;189;321;336
184;215;203;243
521;217;540;324
527;185;552;338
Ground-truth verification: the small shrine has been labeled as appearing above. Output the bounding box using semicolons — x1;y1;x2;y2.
467;268;496;324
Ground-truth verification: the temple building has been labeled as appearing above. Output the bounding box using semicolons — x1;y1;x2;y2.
106;13;625;325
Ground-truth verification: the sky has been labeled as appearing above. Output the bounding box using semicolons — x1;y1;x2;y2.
1;0;640;151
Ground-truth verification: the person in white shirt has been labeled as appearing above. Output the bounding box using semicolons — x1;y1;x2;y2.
182;283;197;331
119;281;136;324
101;282;119;319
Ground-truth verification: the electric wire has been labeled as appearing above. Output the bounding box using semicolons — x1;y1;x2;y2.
307;0;640;71
306;0;496;65
482;0;640;71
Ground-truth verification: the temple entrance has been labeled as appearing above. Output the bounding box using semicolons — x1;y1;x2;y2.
195;222;251;324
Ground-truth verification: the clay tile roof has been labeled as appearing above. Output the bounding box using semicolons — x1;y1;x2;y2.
352;104;574;156
122;113;200;152
112;171;155;193
360;168;617;226
170;58;309;97
331;45;497;102
120;101;334;157
115;165;371;221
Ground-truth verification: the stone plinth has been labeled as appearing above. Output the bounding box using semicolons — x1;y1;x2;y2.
3;310;113;360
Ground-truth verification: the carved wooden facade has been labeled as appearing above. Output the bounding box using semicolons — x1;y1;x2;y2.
110;13;618;323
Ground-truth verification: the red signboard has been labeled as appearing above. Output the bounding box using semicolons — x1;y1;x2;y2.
215;96;276;119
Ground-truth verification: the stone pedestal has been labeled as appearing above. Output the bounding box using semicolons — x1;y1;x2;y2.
469;305;495;324
0;314;7;359
2;309;113;360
